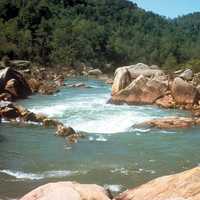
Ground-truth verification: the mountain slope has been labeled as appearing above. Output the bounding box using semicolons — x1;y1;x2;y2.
0;0;199;70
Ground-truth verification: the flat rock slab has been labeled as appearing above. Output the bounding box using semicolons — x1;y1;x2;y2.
134;116;197;129
115;167;200;200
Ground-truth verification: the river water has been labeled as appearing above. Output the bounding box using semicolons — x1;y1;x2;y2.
0;77;200;199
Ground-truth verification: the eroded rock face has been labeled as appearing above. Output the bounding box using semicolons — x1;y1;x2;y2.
111;75;168;104
171;77;198;105
20;182;111;200
115;167;200;200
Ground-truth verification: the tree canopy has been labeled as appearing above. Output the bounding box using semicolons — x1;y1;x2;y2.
0;0;200;70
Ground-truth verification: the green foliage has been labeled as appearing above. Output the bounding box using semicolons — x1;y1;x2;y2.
0;0;200;70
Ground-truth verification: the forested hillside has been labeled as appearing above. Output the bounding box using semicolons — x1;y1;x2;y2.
0;0;200;70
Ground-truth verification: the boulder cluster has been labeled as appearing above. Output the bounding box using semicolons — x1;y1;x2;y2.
0;101;84;143
0;66;85;143
20;167;200;200
110;64;200;129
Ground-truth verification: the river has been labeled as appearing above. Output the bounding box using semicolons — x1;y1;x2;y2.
0;77;200;199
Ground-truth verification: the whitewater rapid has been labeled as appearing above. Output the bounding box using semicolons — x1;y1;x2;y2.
20;78;187;134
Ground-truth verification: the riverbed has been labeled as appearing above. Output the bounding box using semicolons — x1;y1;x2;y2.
0;77;200;199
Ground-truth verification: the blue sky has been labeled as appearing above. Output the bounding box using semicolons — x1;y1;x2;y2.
132;0;200;18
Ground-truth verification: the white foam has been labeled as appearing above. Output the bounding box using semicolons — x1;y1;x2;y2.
23;85;163;134
104;184;123;192
96;135;108;142
0;169;85;180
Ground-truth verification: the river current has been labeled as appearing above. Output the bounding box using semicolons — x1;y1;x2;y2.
0;77;200;199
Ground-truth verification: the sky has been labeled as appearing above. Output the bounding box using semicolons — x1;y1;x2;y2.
132;0;200;18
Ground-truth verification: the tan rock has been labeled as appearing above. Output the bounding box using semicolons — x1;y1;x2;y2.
38;83;59;95
43;118;61;128
28;78;41;93
20;182;111;200
155;95;175;108
56;124;76;137
134;116;195;129
5;79;20;98
115;167;200;200
88;68;103;76
171;77;198;105
115;63;164;80
112;68;132;95
111;75;168;105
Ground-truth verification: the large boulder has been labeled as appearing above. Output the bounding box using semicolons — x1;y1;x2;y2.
171;77;198;105
115;167;200;200
112;68;132;95
20;182;111;200
179;69;193;81
115;63;164;80
0;67;32;99
88;68;103;76
111;75;168;105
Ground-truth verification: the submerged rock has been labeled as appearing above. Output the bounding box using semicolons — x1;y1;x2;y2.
115;167;200;200
56;125;76;137
66;83;89;88
20;182;111;200
134;116;196;129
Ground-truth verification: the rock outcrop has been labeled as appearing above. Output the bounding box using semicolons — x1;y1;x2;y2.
110;65;200;112
0;67;32;100
0;101;83;143
111;75;168;104
111;63;164;95
20;182;111;200
171;77;198;105
115;167;200;200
